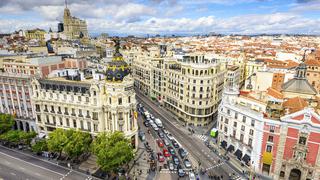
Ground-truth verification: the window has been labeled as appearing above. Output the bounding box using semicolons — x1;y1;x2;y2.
225;118;229;124
299;136;307;145
128;96;131;103
78;96;81;102
86;97;89;102
66;118;70;126
266;145;272;152
235;113;238;119
270;126;275;133
79;109;83;117
109;97;111;104
249;129;254;136
118;98;122;105
233;121;237;128
94;124;98;131
233;130;236;137
268;136;274;143
242;116;246;123
224;127;228;133
241;125;245;131
227;109;230;115
64;107;68;115
93;112;98;120
73;120;77;128
248;138;253;147
251;119;255;127
240;134;244;142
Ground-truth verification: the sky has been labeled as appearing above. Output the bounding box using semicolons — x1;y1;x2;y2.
0;0;320;36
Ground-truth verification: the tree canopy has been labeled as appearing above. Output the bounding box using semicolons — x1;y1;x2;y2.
32;139;48;154
0;114;15;134
92;131;134;172
0;130;37;146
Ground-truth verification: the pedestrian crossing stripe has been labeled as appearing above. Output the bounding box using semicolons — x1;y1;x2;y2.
195;134;208;141
205;162;224;171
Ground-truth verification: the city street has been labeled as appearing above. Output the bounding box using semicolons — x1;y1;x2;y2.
0;145;96;180
136;91;246;180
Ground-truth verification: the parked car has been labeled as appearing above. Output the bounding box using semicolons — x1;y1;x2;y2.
184;159;192;168
163;129;169;135
172;155;180;165
163;148;170;157
172;139;179;148
167;133;174;141
138;131;145;141
157;139;164;148
163;139;170;146
177;165;185;177
154;118;163;128
152;123;159;131
168;161;174;171
158;131;165;138
168;146;175;155
144;121;150;127
178;148;187;158
157;152;165;162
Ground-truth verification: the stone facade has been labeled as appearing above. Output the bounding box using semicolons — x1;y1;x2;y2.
63;7;88;40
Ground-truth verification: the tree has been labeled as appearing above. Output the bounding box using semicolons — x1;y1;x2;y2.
92;131;134;172
0;130;36;146
47;128;68;157
32;139;48;154
0;114;15;134
63;129;92;160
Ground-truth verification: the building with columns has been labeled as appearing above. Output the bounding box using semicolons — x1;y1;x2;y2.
31;42;138;147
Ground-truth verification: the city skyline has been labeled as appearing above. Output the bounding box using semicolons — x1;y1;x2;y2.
1;0;320;36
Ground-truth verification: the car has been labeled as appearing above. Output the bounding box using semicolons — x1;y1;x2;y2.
144;121;150;127
157;139;164;148
172;139;179;148
163;129;169;135
163;148;170;157
184;159;192;168
172;155;180;165
178;148;187;158
189;171;196;180
152;123;159;131
158;131;165;138
168;146;175;155
157;152;165;162
177;166;185;177
138;131;145;141
168;161;174;171
163;139;170;146
167;133;174;141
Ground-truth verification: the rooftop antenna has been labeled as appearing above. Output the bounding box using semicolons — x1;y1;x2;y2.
65;0;67;8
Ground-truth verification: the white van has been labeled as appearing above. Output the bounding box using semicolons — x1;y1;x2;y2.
154;118;163;128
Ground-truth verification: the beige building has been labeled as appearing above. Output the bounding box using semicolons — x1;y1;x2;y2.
133;48;226;126
63;4;88;40
32;48;138;147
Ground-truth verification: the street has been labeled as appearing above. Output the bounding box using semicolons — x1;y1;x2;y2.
0;145;96;180
136;91;245;180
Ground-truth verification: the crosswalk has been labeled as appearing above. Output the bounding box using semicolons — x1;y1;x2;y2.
195;134;209;141
205;162;224;171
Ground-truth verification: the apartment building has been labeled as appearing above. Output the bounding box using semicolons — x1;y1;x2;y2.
133;49;226;126
32;50;138;147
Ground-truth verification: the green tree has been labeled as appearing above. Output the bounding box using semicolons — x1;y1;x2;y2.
92;131;134;172
32;139;48;154
0;130;36;146
63;129;92;160
0;114;15;134
47;128;68;157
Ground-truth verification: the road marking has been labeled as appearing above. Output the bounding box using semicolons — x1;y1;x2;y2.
35;173;41;176
10;172;16;176
0;152;64;177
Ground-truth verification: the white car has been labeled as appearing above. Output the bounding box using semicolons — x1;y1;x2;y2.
167;133;174;141
152;123;159;131
189;172;196;180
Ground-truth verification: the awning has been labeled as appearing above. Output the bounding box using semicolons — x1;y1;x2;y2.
220;140;227;149
227;145;235;152
242;154;251;165
234;149;243;160
262;152;273;165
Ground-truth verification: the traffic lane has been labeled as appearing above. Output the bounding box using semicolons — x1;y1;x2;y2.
137;95;232;178
137;96;211;168
0;151;63;180
0;146;96;180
